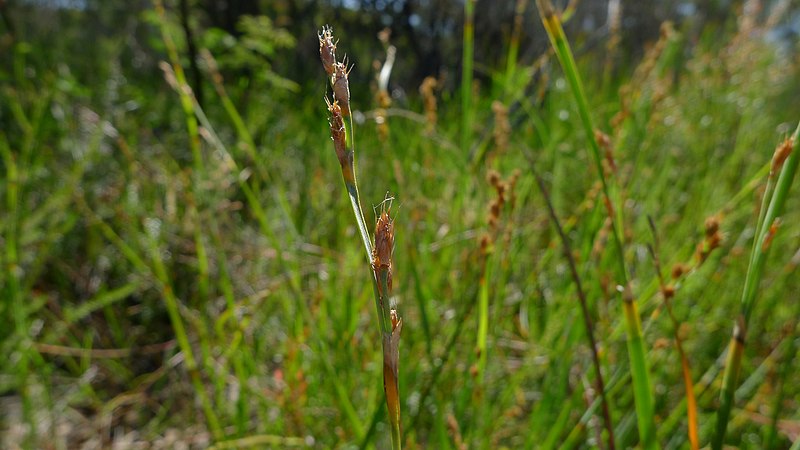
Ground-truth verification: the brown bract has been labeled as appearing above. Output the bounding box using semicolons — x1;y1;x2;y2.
332;61;352;117
771;137;793;176
373;210;395;290
319;26;337;77
326;98;349;169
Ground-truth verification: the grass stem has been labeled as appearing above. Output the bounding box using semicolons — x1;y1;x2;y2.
712;122;800;449
535;1;657;447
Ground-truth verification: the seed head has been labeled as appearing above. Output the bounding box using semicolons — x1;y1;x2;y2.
332;61;352;117
671;263;688;279
326;98;349;168
373;211;395;269
319;26;337;77
704;215;720;238
419;76;438;133
771;137;793;177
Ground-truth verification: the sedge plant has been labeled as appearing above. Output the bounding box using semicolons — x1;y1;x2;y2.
712;122;800;449
535;1;658;448
319;26;402;450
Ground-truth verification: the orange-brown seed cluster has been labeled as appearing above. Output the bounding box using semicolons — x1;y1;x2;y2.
483;169;521;254
372;210;395;291
595;129;617;175
319;26;351;117
771;137;793;177
696;215;722;263
319;26;337;77
419;76;438;134
326;98;349;169
491;101;510;156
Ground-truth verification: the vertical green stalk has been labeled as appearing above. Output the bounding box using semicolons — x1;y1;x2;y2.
154;0;203;174
461;0;475;154
504;0;528;94
475;259;490;380
2;135;36;448
148;238;222;439
321;28;400;449
535;1;657;448
712;122;800;450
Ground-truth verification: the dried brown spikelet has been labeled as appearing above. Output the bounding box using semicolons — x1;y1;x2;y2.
326;98;349;168
696;222;722;264
373;209;395;290
704;216;720;239
771;137;793;176
318;26;337;77
479;232;493;255
508;169;521;208
662;284;675;300
376;88;391;141
419;76;438;132
332;61;352;117
671;263;688;279
654;338;670;350
487;169;501;188
492;101;510;155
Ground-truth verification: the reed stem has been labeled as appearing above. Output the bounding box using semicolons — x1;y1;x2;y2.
535;1;657;447
712;122;800;450
320;27;401;448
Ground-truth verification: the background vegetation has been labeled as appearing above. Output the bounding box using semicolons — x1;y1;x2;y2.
1;0;800;448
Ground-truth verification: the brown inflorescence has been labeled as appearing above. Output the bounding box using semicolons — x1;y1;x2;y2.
595;129;617;175
696;215;722;263
482;169;522;258
491;101;510;157
771;137;793;177
373;209;395;293
319;26;351;117
319;26;337;77
419;76;438;134
326;98;349;169
671;263;689;280
332;61;351;117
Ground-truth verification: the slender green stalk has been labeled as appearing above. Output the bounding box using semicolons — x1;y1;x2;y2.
154;0;203;174
2;134;36;448
535;1;657;447
320;27;401;449
148;237;223;439
504;0;528;94
475;259;490;380
712;122;800;449
461;0;475;154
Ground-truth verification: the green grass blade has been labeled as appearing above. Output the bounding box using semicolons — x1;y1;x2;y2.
535;1;657;447
461;0;475;155
712;121;800;450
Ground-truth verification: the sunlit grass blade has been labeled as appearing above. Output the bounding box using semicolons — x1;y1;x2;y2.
461;0;475;155
712;121;800;450
535;1;657;447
